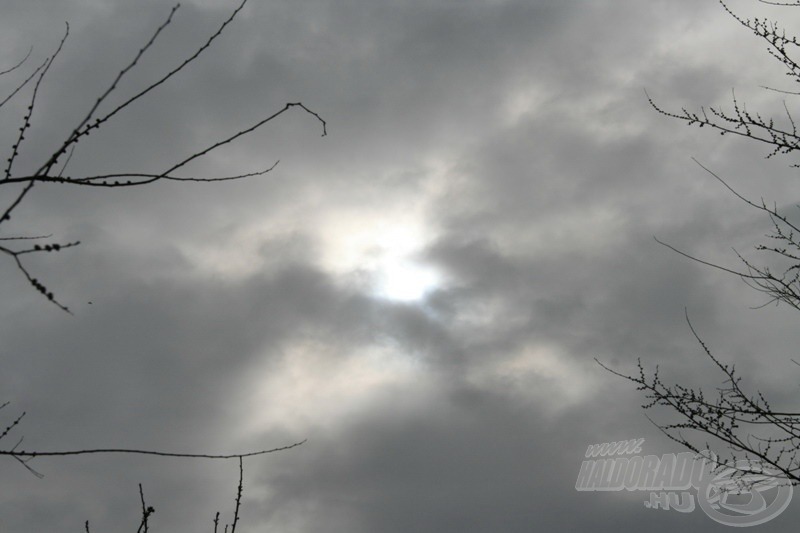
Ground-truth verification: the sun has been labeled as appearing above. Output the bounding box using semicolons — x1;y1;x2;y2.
375;258;441;302
316;210;443;303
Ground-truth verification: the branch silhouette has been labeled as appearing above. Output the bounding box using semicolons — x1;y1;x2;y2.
0;0;326;313
2;1;317;529
603;0;800;488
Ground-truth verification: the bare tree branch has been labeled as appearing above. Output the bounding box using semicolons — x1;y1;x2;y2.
0;0;326;312
1;2;320;529
605;0;800;488
4;440;306;462
0;47;33;77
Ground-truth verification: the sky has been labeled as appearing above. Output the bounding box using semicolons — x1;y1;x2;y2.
3;0;800;531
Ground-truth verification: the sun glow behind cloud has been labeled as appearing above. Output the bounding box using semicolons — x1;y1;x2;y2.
316;200;444;303
173;160;450;304
374;258;441;302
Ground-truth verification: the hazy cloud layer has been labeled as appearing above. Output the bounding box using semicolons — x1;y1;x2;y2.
3;0;800;531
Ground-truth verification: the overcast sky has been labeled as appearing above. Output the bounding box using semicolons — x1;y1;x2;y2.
3;0;800;531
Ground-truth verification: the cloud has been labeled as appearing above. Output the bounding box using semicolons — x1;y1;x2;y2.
3;0;800;531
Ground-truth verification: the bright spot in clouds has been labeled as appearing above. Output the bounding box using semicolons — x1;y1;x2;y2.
375;259;441;302
173;160;450;304
317;205;444;302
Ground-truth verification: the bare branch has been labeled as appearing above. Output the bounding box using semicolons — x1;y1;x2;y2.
0;46;33;76
136;484;155;533
230;457;244;533
4;439;306;461
758;0;800;6
0;59;46;110
0;0;325;312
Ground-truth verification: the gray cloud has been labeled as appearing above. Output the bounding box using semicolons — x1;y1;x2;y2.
3;0;800;531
